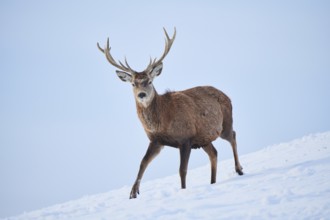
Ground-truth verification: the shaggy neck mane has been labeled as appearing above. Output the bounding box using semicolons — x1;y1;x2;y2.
136;90;160;133
136;90;173;134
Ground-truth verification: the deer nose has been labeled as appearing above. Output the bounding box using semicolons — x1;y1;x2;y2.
138;92;147;99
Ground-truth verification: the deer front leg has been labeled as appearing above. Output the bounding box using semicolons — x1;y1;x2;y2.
130;141;163;199
179;143;192;189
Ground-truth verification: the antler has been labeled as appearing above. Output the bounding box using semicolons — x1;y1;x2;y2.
97;27;176;74
97;38;136;73
145;27;176;73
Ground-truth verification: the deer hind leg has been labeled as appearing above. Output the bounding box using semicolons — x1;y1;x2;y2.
202;143;218;184
221;130;244;175
179;143;192;189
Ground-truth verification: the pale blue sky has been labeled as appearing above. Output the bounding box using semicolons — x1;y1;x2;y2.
1;0;329;217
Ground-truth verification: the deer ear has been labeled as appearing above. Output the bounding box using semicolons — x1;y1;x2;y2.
116;70;132;83
150;63;163;79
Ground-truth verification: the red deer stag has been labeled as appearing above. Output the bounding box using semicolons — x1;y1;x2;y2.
97;28;243;199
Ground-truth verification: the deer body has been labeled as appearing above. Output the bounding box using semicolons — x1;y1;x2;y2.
97;28;243;199
138;86;228;148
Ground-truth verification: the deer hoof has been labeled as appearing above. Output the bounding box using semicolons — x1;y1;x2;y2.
236;165;244;175
129;183;140;199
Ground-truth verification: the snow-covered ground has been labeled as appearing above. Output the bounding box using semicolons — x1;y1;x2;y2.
4;132;330;220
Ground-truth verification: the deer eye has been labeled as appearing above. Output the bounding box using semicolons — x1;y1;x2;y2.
132;83;136;87
148;81;152;85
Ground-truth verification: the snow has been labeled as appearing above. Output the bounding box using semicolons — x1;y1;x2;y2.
3;132;330;220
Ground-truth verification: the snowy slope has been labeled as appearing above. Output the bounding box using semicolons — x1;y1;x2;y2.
4;132;330;220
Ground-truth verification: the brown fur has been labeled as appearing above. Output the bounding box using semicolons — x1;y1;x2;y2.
138;86;229;148
128;85;244;199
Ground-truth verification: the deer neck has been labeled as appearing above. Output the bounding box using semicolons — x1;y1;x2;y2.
136;89;160;133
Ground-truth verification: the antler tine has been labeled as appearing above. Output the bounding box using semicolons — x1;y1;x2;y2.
118;57;135;73
146;27;176;72
148;57;153;67
97;38;136;73
97;42;105;53
125;57;134;71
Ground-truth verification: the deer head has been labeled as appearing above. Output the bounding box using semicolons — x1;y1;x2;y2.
97;28;176;107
